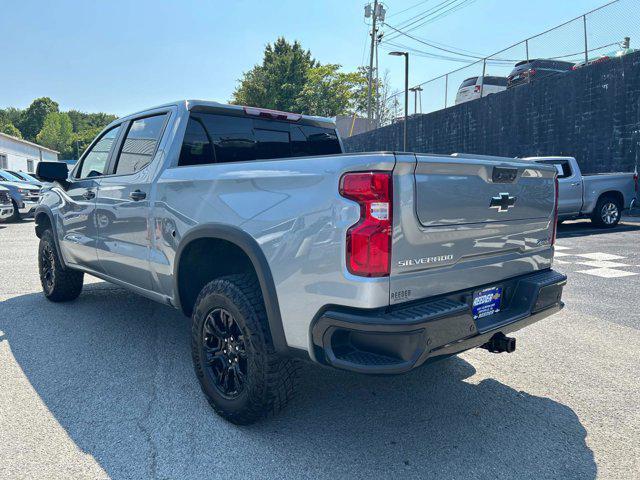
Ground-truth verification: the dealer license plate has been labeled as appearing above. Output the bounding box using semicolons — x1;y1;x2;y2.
472;286;503;320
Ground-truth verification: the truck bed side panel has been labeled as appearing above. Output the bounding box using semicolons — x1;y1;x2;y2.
153;153;396;350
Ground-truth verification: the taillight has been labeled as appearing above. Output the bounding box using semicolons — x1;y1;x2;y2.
551;176;559;245
634;170;638;193
339;172;392;277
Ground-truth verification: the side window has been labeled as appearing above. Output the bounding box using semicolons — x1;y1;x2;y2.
178;118;214;166
114;114;167;175
77;125;122;179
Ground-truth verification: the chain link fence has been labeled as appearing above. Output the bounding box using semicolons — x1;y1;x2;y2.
379;0;638;125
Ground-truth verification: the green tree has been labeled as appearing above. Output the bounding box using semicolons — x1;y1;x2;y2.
70;126;103;159
0;121;22;138
352;67;397;126
67;110;117;133
36;112;73;153
232;37;317;111
19;97;59;141
0;107;25;132
296;64;363;117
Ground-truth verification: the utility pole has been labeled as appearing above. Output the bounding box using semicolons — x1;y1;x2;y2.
374;31;383;128
365;2;385;129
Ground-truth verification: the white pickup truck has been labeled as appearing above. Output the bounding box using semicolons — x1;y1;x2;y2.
528;156;638;228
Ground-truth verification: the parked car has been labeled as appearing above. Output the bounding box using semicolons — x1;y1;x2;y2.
571;47;638;70
455;76;507;104
35;100;566;424
5;169;43;187
0;170;41;221
527;156;638;227
507;59;575;88
0;186;14;222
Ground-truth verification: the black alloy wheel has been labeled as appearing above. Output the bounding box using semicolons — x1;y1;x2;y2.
202;307;248;398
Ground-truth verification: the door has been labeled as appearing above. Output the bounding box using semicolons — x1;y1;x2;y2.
58;124;123;270
539;159;582;215
95;113;168;290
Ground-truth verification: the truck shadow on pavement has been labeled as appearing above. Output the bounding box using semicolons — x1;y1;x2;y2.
0;283;596;480
557;219;640;238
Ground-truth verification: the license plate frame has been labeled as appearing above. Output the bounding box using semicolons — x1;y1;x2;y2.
472;286;503;320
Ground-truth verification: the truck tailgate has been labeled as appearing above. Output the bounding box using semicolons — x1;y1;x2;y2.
390;153;557;305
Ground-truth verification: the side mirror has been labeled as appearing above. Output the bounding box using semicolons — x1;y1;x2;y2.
36;161;69;183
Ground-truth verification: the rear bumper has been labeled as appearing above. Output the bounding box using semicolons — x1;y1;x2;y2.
311;269;566;374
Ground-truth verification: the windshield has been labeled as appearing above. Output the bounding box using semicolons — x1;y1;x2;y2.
8;170;37;182
0;170;25;182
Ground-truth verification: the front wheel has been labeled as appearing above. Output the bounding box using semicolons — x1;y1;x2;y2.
191;274;298;425
38;229;84;301
591;196;622;228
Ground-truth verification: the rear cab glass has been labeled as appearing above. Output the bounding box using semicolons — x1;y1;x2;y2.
536;159;572;178
459;77;478;89
178;113;341;166
483;76;507;86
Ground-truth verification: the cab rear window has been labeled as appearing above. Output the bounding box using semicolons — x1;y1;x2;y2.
459;77;478;88
178;113;341;166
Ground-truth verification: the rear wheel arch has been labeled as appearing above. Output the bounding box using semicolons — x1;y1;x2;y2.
596;190;624;209
174;225;288;353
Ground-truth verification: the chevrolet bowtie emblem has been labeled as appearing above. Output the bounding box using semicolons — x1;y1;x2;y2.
490;193;516;212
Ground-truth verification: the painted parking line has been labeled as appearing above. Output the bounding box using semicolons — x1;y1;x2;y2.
576;267;638;278
575;260;631;269
553;246;639;279
575;253;626;261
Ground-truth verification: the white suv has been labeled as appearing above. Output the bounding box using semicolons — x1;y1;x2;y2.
455;76;507;105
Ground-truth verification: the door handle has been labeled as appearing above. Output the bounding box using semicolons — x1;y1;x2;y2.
82;190;96;200
570;182;581;186
129;190;147;201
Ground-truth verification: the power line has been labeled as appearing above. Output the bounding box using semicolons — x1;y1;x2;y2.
386;0;474;40
383;22;488;59
392;0;458;29
387;0;432;18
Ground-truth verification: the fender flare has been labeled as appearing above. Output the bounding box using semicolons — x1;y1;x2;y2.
34;205;67;269
173;224;288;354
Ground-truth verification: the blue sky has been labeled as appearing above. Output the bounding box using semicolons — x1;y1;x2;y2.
1;0;610;116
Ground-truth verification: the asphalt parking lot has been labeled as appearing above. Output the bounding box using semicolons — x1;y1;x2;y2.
1;218;639;480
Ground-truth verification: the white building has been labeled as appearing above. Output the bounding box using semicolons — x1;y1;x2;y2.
0;132;59;173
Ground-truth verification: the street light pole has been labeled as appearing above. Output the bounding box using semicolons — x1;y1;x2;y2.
409;85;423;115
389;51;409;151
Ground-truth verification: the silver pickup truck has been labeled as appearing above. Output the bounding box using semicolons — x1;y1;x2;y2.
527;156;638;228
34;100;566;424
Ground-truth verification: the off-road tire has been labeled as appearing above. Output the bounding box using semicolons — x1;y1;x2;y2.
591;195;622;228
191;274;298;425
38;229;84;301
